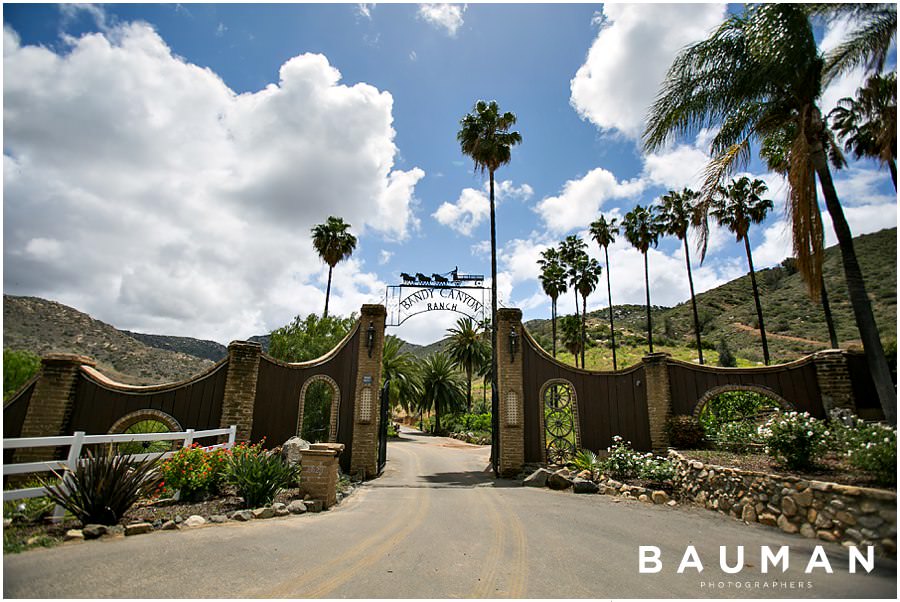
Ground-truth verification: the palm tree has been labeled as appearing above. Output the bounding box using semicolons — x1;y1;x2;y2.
382;335;422;416
572;256;602;369
311;216;357;318
559;315;583;368
558;235;588;319
643;3;896;422
589;215;620;370
623;204;663;354
813;3;897;80
659;188;706;364
711;177;774;365
446;317;489;413
537;248;568;358
417;352;466;434
829;73;897;189
457;100;522;471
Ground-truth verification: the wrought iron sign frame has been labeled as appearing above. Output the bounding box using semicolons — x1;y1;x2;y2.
385;267;489;327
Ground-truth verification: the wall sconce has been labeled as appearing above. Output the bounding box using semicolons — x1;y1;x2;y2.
509;326;519;361
366;321;376;357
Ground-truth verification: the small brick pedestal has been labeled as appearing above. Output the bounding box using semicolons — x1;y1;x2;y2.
299;443;344;508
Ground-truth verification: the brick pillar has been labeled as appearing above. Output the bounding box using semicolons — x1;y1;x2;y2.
220;341;262;442
496;308;525;477
350;304;386;479
16;354;95;463
299;443;344;508
642;353;672;452
813;349;856;413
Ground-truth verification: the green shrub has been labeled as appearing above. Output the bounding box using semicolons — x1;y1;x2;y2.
602;436;644;480
665;416;706;449
829;413;896;486
571;449;603;480
716;338;737;367
3;349;41;401
159;444;229;501
225;445;300;508
40;448;162;526
639;456;676;484
699;390;777;438
758;412;828;470
714;420;763;452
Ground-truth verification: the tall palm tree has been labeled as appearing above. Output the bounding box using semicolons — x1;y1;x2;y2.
572;256;602;369
457;100;522;472
659;188;706;364
623;204;663;354
589;215;620;370
418;352;466;434
559;235;588;319
311;216;357;318
711;177;774;365
643;3;896;422
829;73;897;189
446;317;489;413
813;3;897;80
559;315;583;368
382;335;422;416
538;248;568;358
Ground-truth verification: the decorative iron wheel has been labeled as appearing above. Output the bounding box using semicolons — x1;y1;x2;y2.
543;383;572;409
546;438;576;464
545;410;573;438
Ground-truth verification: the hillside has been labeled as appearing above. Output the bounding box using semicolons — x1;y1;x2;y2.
3;296;214;385
526;227;897;367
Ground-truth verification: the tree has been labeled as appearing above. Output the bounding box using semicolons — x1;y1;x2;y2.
829;73;897;189
311;216;357;318
572;255;602;369
417;352;466;434
643;3;896;422
814;3;897;80
559;315;583;367
589;215;620;370
659;188;706;364
537;248;568;358
446;317;489;413
558;235;587;319
716;338;737;368
458;100;522;472
711;177;774;365
381;335;422;416
3;348;40;401
623;204;663;354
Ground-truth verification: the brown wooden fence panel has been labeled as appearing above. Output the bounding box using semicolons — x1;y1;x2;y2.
845;352;887;419
251;328;359;473
4;379;36;464
67;362;229;436
666;358;824;417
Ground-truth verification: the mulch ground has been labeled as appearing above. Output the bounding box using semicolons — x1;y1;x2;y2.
678;449;895;491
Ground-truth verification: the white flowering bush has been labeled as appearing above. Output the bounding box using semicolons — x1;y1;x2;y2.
715;420;764;452
828;412;896;486
758;411;829;470
602;436;675;483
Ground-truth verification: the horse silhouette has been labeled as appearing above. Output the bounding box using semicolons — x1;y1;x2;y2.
400;272;415;283
415;272;431;283
432;273;449;284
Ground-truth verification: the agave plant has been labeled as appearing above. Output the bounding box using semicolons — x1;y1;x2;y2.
40;447;163;526
571;448;603;481
225;447;301;509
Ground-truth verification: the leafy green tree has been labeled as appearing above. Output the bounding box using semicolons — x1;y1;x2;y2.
659;188;706;364
623;204;663;354
558;235;588;319
3;348;40;401
829;73;897;188
417;352;466;434
572;255;602;368
381;335;422;415
716;338;737;368
537;247;568;358
559;315;583;368
711;177;774;365
589;215;620;369
457;100;522;472
445;317;489;413
643;2;896;422
311;216;358;318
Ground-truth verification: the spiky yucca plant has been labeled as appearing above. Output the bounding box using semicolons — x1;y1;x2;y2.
571;449;603;481
40;447;162;526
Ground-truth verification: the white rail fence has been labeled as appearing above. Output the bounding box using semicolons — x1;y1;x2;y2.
3;425;237;519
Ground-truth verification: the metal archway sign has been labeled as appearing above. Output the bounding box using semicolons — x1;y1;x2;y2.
385;267;489;326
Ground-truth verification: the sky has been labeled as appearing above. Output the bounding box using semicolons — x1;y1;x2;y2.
2;2;897;346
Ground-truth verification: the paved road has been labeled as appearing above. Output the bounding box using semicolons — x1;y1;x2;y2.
4;428;897;598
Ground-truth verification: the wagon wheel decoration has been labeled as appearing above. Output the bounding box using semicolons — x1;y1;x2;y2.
546;438;576;465
545;409;573;439
542;382;577;464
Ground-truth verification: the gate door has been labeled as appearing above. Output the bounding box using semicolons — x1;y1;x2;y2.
377;379;390;473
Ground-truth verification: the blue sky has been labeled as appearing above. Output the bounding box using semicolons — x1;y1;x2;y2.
3;3;896;345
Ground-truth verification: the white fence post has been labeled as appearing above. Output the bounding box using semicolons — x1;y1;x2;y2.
182;429;195;448
227;425;236;449
52;431;85;521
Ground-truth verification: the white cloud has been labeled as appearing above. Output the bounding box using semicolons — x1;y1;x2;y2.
832;165;896;207
3;23;424;342
409;50;417;62
535;167;644;233
417;4;466;37
215;22;227;37
378;250;394;265
433;180;532;236
570;3;726;139
356;3;374;20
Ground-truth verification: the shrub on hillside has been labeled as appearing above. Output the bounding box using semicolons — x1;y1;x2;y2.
716;338;737;367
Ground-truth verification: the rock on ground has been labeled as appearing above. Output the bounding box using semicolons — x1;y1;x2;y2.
287;500;307;514
182;515;206;528
523;468;552;488
547;472;573;491
252;507;275;519
572;479;599;494
64;530;83;541
231;510;254;522
124;523;153;536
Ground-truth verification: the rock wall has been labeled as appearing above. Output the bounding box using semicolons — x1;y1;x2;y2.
669;450;896;556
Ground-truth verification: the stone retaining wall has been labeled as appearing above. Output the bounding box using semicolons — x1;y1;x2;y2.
669;450;896;556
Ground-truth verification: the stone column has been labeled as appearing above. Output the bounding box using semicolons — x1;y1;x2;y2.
299;443;344;508
642;353;672;452
219;341;262;442
16;354;95;463
813;349;855;414
496;308;525;478
350;304;386;479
